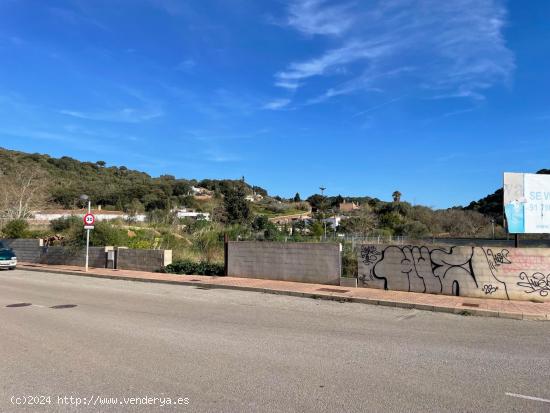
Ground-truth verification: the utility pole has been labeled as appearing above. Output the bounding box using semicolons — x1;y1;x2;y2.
490;218;495;240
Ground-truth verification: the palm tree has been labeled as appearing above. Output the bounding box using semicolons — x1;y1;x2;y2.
392;191;402;203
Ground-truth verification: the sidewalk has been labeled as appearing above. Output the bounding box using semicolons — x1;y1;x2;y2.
17;262;550;321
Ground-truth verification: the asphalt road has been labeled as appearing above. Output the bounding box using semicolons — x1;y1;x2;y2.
1;269;549;413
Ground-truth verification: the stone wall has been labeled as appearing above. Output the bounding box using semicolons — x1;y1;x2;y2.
116;248;172;272
228;241;341;285
358;244;550;302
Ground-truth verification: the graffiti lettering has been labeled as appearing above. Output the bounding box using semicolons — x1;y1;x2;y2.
358;244;510;300
482;284;498;295
517;272;550;297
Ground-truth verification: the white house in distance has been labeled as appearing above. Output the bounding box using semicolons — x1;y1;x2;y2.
245;193;264;202
173;208;211;221
32;209;148;222
322;215;345;228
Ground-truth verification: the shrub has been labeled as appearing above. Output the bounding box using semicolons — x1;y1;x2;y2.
341;244;358;277
192;226;223;262
163;260;225;276
2;219;29;238
90;221;128;246
50;216;82;232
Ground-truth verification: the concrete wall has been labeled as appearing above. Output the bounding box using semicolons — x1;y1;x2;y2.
37;246;108;267
1;239;43;262
116;248;172;272
1;239;171;272
358;244;550;302
228;241;341;285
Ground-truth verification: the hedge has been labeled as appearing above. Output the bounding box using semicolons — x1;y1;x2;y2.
163;260;225;276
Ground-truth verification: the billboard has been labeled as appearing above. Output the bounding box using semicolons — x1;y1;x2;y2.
504;172;550;233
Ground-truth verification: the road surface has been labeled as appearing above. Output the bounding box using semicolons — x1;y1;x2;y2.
1;269;549;412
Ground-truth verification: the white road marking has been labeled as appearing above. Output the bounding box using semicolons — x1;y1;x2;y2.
505;392;550;403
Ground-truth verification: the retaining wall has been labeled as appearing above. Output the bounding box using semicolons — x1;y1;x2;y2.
37;246;108;267
228;241;341;285
1;239;43;262
358;244;550;302
116;248;172;272
1;239;171;272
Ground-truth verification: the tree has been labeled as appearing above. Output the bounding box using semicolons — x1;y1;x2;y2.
308;220;325;237
0;165;49;220
338;206;377;236
293;192;301;202
392;191;402;203
306;194;327;212
223;186;251;224
96;160;106;167
2;219;28;238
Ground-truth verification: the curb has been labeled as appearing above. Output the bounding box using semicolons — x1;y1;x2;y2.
18;265;548;321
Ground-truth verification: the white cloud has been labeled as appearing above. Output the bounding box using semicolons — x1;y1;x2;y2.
286;0;356;36
275;80;301;90
263;98;291;110
275;0;514;105
276;40;393;82
176;58;196;72
59;107;163;123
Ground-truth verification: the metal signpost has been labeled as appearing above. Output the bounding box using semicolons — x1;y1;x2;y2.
83;208;95;272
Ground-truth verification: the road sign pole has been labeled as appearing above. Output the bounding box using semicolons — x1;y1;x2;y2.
85;200;91;272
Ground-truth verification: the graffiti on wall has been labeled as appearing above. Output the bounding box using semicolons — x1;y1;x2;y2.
517;272;550;297
357;244;550;301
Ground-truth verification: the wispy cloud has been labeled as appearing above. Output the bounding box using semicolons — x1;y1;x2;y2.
59;107;163;123
263;98;291;110
276;40;392;83
176;58;196;72
59;86;164;123
275;80;301;90
351;96;406;118
286;0;356;36
49;6;109;31
274;0;514;106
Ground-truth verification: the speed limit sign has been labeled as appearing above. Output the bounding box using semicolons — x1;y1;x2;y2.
83;213;95;226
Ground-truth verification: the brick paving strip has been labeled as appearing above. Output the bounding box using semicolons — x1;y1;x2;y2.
17;263;550;321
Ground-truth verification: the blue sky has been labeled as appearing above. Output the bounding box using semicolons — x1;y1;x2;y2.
1;0;549;208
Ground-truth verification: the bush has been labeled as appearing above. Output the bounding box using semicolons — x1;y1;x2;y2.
341;244;358;277
50;216;82;232
90;222;128;246
163;260;225;276
2;219;29;238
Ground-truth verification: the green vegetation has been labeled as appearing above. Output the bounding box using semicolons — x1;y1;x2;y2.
0;147;266;213
2;219;29;238
0;146;533;269
163;260;225;276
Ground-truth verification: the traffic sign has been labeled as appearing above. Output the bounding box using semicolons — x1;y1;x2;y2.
83;213;95;226
84;225;95;230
